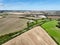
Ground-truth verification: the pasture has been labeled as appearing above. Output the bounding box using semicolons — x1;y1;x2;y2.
42;20;60;45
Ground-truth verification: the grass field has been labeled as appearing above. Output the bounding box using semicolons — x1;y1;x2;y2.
42;20;60;45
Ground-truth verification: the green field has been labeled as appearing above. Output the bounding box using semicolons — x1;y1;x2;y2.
41;20;60;45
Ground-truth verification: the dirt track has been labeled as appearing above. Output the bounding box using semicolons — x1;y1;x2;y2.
0;18;28;35
3;26;57;45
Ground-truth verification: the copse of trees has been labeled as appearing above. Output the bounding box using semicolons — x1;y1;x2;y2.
56;22;60;28
56;19;60;28
58;18;60;21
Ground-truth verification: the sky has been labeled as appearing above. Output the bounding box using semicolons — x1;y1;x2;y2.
0;0;60;10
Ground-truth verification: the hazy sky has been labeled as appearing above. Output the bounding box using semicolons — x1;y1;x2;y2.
0;0;60;10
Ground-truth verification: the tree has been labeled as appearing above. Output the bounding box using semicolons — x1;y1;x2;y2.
56;21;60;28
58;18;60;21
27;21;29;29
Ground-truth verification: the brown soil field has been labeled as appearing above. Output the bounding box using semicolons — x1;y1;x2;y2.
0;18;28;36
3;26;57;45
47;16;60;18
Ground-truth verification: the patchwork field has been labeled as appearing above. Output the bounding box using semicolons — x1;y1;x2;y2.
0;18;28;36
3;26;57;45
42;20;60;45
0;16;59;45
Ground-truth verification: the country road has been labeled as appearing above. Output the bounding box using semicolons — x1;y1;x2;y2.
3;26;57;45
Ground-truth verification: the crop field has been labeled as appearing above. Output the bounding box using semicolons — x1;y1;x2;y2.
0;16;59;45
3;26;57;45
0;17;28;36
42;20;60;45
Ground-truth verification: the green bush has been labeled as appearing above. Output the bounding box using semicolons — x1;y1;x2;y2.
58;19;60;21
56;21;60;28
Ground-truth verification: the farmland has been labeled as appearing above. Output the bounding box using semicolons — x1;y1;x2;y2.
0;12;60;45
0;18;50;44
42;20;60;45
3;26;57;45
0;17;28;36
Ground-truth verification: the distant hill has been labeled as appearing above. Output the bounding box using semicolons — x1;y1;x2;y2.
0;10;60;15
